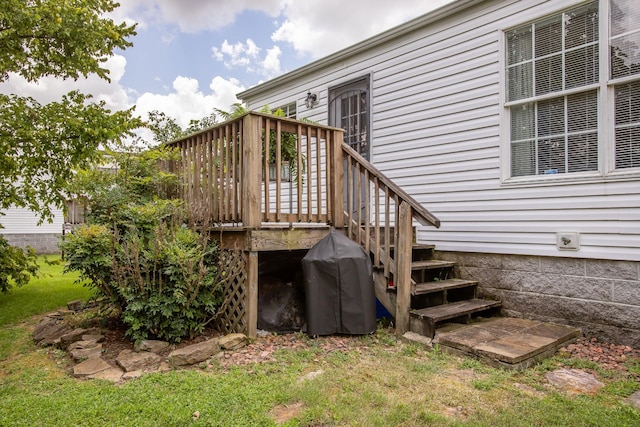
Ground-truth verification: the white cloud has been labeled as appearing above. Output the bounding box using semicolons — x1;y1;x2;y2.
0;55;131;112
134;76;245;129
212;39;283;78
262;46;282;77
113;0;283;33
273;0;454;58
213;39;261;69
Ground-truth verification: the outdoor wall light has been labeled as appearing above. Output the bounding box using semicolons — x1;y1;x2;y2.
305;91;318;109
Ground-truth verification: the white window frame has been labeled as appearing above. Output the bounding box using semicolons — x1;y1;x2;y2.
500;0;640;185
273;102;297;119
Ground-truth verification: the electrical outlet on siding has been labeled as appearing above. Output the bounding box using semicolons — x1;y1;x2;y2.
557;232;580;251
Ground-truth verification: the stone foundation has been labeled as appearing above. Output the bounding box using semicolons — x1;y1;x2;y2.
1;233;61;254
434;251;640;347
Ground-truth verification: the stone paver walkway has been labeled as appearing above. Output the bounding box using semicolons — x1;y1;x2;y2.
434;317;580;369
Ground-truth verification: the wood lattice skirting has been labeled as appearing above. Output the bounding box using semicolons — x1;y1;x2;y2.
213;249;248;335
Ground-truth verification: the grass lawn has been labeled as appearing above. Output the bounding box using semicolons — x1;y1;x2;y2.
0;255;92;328
0;258;639;426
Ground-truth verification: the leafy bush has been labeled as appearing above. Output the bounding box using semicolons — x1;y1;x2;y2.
62;147;223;343
116;223;222;343
0;236;38;293
60;224;116;304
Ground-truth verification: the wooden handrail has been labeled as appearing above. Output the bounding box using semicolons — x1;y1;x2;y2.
340;142;440;228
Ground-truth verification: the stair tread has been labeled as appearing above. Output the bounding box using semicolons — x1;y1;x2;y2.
413;279;478;295
411;299;501;322
411;260;455;270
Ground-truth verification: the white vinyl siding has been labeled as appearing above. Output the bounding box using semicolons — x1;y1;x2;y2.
239;0;640;261
0;207;63;235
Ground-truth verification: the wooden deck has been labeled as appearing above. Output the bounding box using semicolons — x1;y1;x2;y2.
166;112;440;337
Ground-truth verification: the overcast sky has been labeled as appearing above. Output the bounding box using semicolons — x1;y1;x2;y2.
1;0;455;132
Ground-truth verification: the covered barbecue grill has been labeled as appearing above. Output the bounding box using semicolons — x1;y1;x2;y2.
302;229;376;336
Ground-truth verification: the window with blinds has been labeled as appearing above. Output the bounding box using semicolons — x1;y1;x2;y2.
505;0;640;178
611;0;640;169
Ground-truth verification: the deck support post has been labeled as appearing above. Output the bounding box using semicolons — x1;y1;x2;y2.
242;114;262;228
241;115;261;339
245;250;258;338
330;130;345;229
395;201;413;335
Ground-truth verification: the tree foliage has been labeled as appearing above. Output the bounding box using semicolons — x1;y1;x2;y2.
0;235;38;293
0;0;136;83
0;0;140;222
0;0;140;290
0;91;141;219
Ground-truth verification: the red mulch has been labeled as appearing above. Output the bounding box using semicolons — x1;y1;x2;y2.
560;337;640;373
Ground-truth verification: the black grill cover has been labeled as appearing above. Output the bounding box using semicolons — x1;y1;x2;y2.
302;229;376;335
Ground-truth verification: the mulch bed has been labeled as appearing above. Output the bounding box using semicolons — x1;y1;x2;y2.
560;337;640;373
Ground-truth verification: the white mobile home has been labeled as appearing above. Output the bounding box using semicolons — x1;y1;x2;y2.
0;207;63;254
238;0;640;345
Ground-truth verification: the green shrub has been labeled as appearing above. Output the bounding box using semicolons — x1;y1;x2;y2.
62;147;223;343
117;223;222;343
60;224;117;304
0;236;38;293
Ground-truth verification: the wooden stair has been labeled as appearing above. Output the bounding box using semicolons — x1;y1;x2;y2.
374;242;502;339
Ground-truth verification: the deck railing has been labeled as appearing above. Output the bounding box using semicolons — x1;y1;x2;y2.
168;112;440;334
168;112;345;227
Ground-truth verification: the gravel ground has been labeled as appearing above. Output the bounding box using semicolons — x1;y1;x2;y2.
560;336;640;373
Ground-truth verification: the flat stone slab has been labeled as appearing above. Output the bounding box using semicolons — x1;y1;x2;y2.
135;339;170;353
435;317;580;369
116;350;163;372
546;368;604;394
74;358;112;377
219;333;248;351
474;333;556;364
33;316;72;345
70;343;103;361
401;331;433;348
626;391;640;409
168;338;220;366
88;367;124;383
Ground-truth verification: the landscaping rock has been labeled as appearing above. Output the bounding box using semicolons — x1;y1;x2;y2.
34;322;72;346
135;339;170;353
402;331;433;348
69;341;103;362
81;334;105;343
33;316;69;343
116;350;163;372
626;391;640;409
60;328;91;345
219;333;248;350
73;358;112;378
67;300;84;311
122;370;144;380
88;367;124;383
545;368;605;394
168;338;220;366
